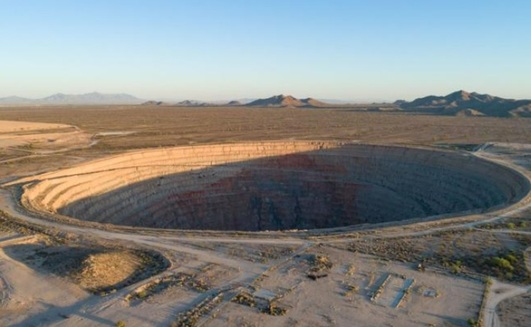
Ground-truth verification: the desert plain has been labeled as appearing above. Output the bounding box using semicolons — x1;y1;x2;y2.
0;105;530;327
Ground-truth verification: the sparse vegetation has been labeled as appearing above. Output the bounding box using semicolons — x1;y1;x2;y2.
173;293;224;327
345;263;356;276
232;291;256;307
342;282;359;296
447;260;463;274
477;218;530;231
306;254;333;280
261;301;287;316
467;318;480;327
348;229;531;283
126;270;214;303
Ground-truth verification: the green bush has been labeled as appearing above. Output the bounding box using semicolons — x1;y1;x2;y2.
137;290;148;299
450;260;463;274
505;254;517;264
490;257;514;272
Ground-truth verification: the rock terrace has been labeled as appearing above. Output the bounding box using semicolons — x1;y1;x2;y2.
20;141;529;231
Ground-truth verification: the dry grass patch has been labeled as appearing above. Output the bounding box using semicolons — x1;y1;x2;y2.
2;238;168;294
71;251;142;291
347;230;531;283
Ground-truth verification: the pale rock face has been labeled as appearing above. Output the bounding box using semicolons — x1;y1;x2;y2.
19;141;529;231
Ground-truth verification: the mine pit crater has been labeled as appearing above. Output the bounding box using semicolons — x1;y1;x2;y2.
20;142;530;232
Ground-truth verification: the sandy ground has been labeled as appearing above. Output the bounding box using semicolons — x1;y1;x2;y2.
497;291;531;327
209;247;484;327
484;279;530;327
0;234;90;326
0;120;71;133
0;120;92;153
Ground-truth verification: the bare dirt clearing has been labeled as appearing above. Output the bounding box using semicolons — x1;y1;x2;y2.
0;120;72;134
210;247;484;327
0;119;91;152
0;235;90;326
497;292;531;327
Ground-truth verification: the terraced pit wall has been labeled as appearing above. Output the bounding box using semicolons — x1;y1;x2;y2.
18;141;530;231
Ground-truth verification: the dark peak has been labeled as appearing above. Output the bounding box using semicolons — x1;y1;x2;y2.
246;94;330;108
142;100;166;106
274;94;296;100
177;100;197;105
176;99;210;106
446;90;471;100
470;91;497;102
399;90;531;117
246;94;302;107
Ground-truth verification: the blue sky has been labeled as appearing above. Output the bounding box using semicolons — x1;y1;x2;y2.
1;0;530;101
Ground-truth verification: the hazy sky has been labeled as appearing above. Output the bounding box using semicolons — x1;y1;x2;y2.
1;0;530;101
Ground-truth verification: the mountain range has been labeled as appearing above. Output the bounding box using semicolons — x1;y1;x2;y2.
141;95;331;107
2;90;530;117
0;92;143;105
141;99;215;107
398;90;531;117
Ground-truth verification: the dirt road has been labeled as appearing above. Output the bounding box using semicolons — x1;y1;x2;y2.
483;279;530;327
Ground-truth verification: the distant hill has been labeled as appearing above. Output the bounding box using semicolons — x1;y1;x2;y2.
0;92;143;105
140;99;210;107
175;100;211;106
0;96;34;105
299;98;329;107
141;100;173;106
399;90;531;117
246;94;331;108
141;99;221;107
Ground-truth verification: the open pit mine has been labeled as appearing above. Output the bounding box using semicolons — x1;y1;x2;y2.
18;141;528;232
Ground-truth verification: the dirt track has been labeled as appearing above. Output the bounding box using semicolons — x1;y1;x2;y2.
484;279;530;327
